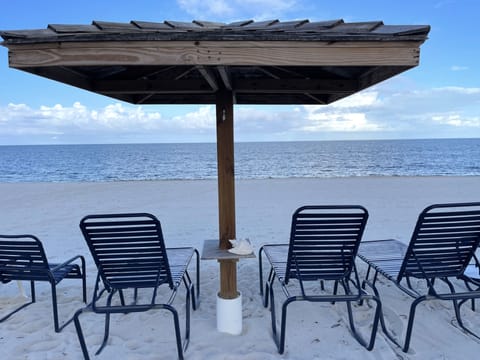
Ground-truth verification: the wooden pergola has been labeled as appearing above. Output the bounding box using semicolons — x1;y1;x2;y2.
1;19;430;301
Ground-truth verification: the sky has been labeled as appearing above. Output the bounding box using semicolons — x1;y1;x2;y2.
0;0;479;145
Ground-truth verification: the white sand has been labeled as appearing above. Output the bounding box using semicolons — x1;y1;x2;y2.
1;177;479;359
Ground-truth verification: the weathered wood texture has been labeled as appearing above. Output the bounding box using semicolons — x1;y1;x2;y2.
216;90;236;249
219;259;238;299
216;90;237;299
7;43;420;67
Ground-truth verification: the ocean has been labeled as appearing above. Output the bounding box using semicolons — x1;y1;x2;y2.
0;139;479;182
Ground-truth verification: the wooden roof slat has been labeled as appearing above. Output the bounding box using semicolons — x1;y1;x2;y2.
263;20;309;31
297;19;344;30
164;21;204;30
325;21;384;33
372;25;431;36
193;20;226;28
0;29;54;39
92;21;141;31
48;24;101;33
131;21;174;31
225;20;254;28
301;19;345;29
0;19;430;42
240;20;279;30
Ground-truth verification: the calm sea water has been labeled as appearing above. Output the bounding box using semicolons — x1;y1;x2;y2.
0;139;479;182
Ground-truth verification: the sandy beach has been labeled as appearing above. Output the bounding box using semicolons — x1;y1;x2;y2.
1;176;479;359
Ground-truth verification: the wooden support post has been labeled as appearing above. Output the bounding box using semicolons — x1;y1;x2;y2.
216;89;238;299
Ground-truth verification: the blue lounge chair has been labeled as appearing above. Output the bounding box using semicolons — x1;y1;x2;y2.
258;205;381;353
74;213;200;360
358;202;480;352
0;234;86;332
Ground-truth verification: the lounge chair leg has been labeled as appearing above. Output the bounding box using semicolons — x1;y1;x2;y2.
446;281;480;340
455;300;480;340
362;278;406;349
460;280;478;311
30;280;36;302
183;272;198;311
163;304;184;360
269;281;279;351
51;283;60;332
119;290;126;306
73;308;91;360
194;248;200;302
81;258;87;303
258;246;265;296
364;265;372;283
401;295;427;352
345;295;382;350
269;278;295;355
264;269;275;308
189;275;198;311
184;284;192;351
278;297;295;354
331;281;339;304
95;313;111;355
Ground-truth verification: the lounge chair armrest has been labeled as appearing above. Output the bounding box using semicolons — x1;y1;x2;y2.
50;255;85;272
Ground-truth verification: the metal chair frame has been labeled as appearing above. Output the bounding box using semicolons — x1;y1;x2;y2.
358;202;480;352
258;205;382;354
0;234;86;332
74;213;199;360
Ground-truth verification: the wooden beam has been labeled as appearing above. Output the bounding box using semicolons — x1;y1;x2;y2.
217;66;232;90
358;65;413;90
196;65;219;91
216;90;235;248
93;79;214;94
234;78;358;94
91;77;357;95
304;93;328;104
8;42;422;67
219;259;238;299
216;89;237;299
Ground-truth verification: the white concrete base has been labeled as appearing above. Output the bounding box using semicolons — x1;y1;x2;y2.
216;292;242;335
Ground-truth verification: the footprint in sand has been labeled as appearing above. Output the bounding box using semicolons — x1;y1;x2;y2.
19;338;58;352
17;318;50;333
382;305;405;339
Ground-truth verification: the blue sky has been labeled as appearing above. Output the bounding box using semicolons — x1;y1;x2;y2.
0;0;479;144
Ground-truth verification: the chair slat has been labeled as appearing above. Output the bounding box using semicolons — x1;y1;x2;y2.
286;205;368;282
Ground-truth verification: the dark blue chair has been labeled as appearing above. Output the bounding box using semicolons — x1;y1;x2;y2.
259;205;381;353
74;213;199;360
358;202;480;352
0;234;86;332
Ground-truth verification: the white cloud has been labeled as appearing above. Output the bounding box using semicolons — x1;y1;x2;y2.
451;65;469;71
176;0;298;20
172;105;216;129
431;114;480;127
302;111;382;132
177;0;234;18
331;91;381;108
1;83;480;144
